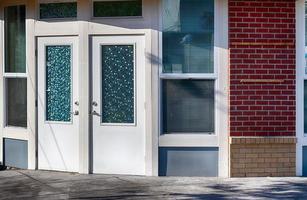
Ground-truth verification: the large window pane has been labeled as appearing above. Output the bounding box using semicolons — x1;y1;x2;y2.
304;81;307;133
162;0;214;73
101;45;135;124
6;78;27;127
305;1;307;74
93;0;142;17
4;5;26;73
46;46;72;122
40;2;77;19
162;80;215;133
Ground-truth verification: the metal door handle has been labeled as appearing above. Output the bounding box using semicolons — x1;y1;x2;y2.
71;110;79;116
91;110;100;116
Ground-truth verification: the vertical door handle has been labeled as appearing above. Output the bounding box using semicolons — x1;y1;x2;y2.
91;110;100;116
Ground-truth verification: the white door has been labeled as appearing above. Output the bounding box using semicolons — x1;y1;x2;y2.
37;37;79;172
92;35;146;175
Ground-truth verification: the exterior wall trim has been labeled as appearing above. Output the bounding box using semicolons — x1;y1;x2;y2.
230;137;297;144
296;0;305;176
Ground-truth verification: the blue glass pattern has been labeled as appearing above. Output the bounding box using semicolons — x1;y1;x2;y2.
46;46;72;122
40;2;77;19
101;45;134;124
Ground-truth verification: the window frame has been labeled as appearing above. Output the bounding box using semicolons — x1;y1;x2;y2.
158;0;218;136
91;0;143;19
2;4;28;129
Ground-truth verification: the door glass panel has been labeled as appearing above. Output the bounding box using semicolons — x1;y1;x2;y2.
162;80;215;134
101;45;135;124
6;78;27;127
40;2;77;19
4;5;26;73
46;45;72;122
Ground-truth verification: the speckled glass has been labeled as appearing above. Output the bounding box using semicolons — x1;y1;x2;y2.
46;45;72;122
93;0;142;17
101;45;134;124
40;2;77;19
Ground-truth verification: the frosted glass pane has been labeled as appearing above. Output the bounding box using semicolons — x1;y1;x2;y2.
6;78;27;127
101;45;134;124
46;46;72;122
40;2;77;19
162;0;214;73
4;5;26;73
162;80;215;133
93;0;142;17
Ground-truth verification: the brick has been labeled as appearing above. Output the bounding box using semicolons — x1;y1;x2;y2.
230;140;296;177
229;0;296;138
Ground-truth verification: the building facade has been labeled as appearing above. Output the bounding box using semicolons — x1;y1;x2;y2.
0;0;304;177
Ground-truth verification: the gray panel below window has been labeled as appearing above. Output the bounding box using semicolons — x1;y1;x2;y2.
159;147;218;177
4;138;28;169
303;146;307;176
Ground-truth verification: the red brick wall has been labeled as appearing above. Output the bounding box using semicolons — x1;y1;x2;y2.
229;0;296;137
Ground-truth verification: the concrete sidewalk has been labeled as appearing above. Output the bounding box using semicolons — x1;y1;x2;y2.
0;170;307;200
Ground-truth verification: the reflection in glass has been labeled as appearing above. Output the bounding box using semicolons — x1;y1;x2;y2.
46;46;72;122
304;81;307;133
305;1;307;73
163;80;215;133
101;45;134;124
4;5;26;73
6;78;27;127
162;0;214;73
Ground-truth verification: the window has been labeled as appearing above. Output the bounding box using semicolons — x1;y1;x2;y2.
40;2;77;19
4;5;27;128
93;0;142;17
162;0;214;73
4;5;26;73
162;80;214;133
305;0;307;133
161;0;215;134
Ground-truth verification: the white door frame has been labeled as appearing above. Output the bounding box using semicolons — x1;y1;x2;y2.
37;36;79;172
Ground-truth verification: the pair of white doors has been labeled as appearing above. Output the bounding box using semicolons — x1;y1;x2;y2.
37;36;146;175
